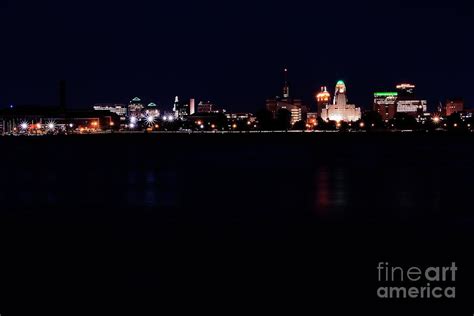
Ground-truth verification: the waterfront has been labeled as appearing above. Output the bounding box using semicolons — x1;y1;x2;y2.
1;133;474;313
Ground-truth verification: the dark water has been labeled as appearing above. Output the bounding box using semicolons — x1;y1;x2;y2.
1;133;473;313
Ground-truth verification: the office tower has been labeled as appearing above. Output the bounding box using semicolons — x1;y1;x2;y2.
373;92;398;121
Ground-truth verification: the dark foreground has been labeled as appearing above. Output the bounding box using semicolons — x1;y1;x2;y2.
1;133;473;314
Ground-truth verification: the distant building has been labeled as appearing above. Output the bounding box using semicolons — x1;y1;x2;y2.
93;104;127;117
0;106;119;134
395;83;427;116
445;99;464;116
128;97;144;118
306;112;318;128
93;104;128;128
266;69;308;125
145;102;160;117
397;100;427;114
173;97;191;120
373;92;398;121
321;80;361;122
316;86;331;117
190;99;196;115
396;83;416;100
226;113;254;122
197;101;214;113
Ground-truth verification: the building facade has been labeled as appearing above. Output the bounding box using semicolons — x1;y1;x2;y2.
395;83;427;116
373;92;398;121
266;69;308;125
316;86;331;117
320;80;361;122
128;97;144;118
445;99;464;116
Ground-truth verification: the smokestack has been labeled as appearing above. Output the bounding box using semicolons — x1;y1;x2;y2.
59;80;66;112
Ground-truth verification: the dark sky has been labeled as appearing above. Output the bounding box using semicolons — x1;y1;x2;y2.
1;0;473;112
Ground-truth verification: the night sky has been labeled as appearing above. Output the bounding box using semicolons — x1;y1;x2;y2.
1;0;473;112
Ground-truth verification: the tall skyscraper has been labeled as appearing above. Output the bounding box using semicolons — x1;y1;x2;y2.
321;80;361;122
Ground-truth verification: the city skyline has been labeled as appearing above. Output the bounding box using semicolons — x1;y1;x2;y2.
0;75;469;114
1;0;473;112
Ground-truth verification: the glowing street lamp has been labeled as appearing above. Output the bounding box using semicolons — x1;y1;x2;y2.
145;115;155;126
47;121;56;131
20;122;29;130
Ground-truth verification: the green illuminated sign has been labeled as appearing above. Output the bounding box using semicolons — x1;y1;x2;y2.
374;92;398;97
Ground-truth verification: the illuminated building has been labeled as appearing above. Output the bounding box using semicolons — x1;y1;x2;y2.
373;92;398;121
266;69;308;125
306;112;318;128
93;104;127;117
145;102;160;117
316;86;331;116
0;106;119;134
320;80;361;122
190;99;196;115
172;96;192;119
93;104;128;127
445;99;464;116
128;97;144;118
173;96;180;118
397;100;427;114
197;101;214;113
396;83;416;100
226;113;254;122
394;84;427;116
